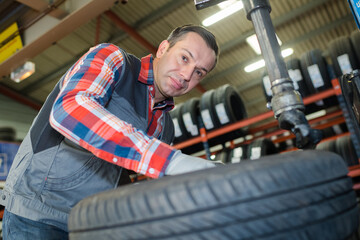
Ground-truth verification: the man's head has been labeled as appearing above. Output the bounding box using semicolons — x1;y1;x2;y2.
167;25;219;70
153;25;219;102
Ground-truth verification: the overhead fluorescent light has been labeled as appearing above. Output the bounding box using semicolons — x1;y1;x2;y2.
202;0;243;27
244;59;266;73
10;61;35;83
281;48;294;58
244;48;294;72
246;34;283;55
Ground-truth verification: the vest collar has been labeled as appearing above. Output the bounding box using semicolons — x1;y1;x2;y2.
139;54;174;111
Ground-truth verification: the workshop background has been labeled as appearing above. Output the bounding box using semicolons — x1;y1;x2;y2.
0;0;356;141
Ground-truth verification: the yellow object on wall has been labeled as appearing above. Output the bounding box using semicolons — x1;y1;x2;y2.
0;22;23;64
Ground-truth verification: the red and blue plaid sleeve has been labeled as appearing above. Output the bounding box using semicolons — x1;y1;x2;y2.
49;43;176;178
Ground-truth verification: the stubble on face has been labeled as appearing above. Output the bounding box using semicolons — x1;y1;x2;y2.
153;33;216;103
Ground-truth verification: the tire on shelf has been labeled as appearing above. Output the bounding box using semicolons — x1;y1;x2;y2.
261;71;272;104
339;72;360;159
214;148;230;164
321;127;336;139
200;89;221;131
68;150;359;240
212;84;248;142
315;139;336;152
262;59;319;115
286;58;319;114
286;58;311;98
350;30;360;67
169;104;190;144
0;127;16;142
178;98;205;154
328;36;359;78
334;135;359;167
300;48;338;108
181;98;201;138
246;137;279;160
226;144;248;163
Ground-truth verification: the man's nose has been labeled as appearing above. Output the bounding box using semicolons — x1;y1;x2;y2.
181;65;194;82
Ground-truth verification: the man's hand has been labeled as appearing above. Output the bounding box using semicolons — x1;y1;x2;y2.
165;151;216;175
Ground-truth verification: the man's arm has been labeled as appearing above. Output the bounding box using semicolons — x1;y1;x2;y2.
50;43;176;178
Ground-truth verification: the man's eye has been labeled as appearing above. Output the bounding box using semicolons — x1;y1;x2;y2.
182;56;188;62
196;70;203;77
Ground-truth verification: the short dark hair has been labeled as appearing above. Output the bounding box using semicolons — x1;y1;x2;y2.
167;24;219;71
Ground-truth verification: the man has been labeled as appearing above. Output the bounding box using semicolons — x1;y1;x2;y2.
1;24;219;239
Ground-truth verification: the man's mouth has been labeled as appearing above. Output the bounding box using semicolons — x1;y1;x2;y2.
170;77;183;90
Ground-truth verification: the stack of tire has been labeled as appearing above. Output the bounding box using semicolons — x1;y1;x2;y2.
262;58;317;115
299;48;339;110
214;137;279;164
170;84;248;154
170;99;203;153
328;34;360;79
262;31;360;115
316;135;358;167
321;123;348;139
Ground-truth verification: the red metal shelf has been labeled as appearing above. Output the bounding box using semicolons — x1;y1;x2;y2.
173;84;339;150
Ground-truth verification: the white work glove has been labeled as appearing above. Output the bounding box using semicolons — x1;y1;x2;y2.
165;150;216;176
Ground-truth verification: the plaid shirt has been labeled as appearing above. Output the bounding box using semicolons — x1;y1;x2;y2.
50;44;175;178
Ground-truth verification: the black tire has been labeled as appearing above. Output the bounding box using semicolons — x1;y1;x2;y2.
0;127;16;142
213;84;247;127
68;150;359;240
300;49;332;93
286;58;320;114
246;137;279;160
315;139;336;152
261;71;272;103
286;58;311;97
212;84;248;140
214;148;230;164
331;123;347;136
300;49;338;108
328;36;359;78
335;135;359;167
169;104;189;144
321;126;336;139
340;73;360;160
200;89;221;130
350;30;360;67
174;99;205;154
181;98;200;138
226;144;248;163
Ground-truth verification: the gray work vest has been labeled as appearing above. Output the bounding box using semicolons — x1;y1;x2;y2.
0;46;174;231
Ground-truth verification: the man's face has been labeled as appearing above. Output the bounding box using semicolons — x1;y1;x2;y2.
153;32;216;102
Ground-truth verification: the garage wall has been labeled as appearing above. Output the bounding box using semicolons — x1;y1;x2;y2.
0;94;38;141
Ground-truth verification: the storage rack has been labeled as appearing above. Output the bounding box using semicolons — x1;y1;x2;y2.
173;78;360;186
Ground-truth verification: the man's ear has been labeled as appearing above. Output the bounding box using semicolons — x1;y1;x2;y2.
156;40;169;58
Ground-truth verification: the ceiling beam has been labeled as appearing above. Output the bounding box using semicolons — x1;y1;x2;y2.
104;10;157;55
203;14;353;86
0;83;42;110
7;0;192;107
16;0;68;19
221;0;330;53
0;0;118;79
107;0;189;44
0;2;28;33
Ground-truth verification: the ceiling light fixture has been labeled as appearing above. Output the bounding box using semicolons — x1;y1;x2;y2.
202;0;243;27
246;34;283;55
244;48;294;72
10;61;35;83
